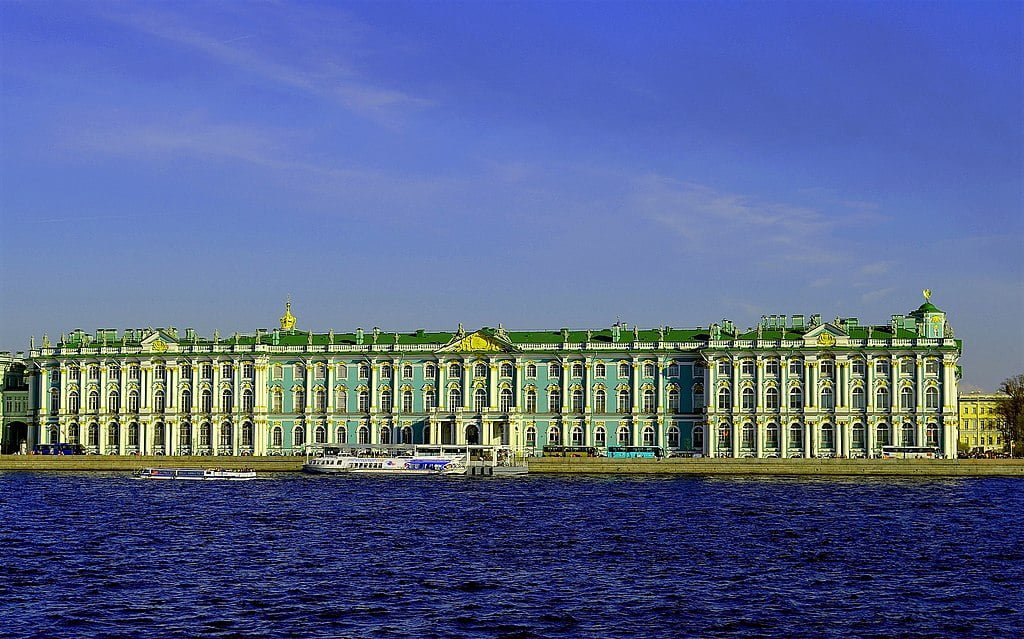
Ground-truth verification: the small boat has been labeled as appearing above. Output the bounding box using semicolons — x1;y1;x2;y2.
132;467;258;481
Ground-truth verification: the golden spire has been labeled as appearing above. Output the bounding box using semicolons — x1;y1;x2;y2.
280;297;296;330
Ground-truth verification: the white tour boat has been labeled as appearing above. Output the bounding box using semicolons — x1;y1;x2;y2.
302;446;465;475
132;467;259;481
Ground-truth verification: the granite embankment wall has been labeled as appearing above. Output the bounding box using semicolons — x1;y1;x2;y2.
527;457;1024;476
1;455;1023;476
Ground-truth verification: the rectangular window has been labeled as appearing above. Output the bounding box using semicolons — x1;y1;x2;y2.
202;364;213;380
765;360;779;376
222;364;233;379
852;360;866;376
820;361;834;377
741;360;754;376
875;360;890;376
789;360;802;376
718;361;731;376
243;363;255;379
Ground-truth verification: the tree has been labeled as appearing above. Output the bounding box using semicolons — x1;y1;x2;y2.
994;374;1024;456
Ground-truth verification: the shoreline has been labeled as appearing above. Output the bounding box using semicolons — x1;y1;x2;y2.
1;455;1022;476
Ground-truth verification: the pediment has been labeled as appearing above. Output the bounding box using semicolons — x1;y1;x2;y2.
141;330;179;354
802;323;848;348
437;330;515;353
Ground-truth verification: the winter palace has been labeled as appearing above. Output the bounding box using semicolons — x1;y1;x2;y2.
2;294;962;458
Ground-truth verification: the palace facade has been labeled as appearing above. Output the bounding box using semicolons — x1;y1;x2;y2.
8;296;962;458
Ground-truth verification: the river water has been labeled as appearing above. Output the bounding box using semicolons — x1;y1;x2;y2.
1;473;1021;638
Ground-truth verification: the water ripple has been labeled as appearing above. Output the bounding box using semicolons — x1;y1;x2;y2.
1;473;1022;638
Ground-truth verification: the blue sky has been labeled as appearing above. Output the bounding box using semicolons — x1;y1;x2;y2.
1;1;1021;390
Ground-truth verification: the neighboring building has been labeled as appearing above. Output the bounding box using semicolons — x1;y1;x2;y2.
1;352;31;454
20;295;962;458
958;392;1008;454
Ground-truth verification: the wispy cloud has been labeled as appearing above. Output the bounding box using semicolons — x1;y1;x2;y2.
101;6;431;125
630;175;841;265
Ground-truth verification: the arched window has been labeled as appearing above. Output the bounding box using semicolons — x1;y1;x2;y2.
380;364;392;379
547;426;561;445
401;426;413;444
693;383;704;409
242;389;253;412
474;363;487;378
358;363;370;379
358;390;370;412
901;423;915;446
766;387;779;410
402;365;413;379
718;387;731;410
618;363;630;378
617;389;630;413
668;389;680;413
571;389;584;413
643;363;655;377
548;389;561;413
336;363;348;378
448;363;461;378
151;422;163;448
88;422;99;447
642;388;656;412
571;363;584;378
525;426;537;448
789;423;802;449
821;423;834;449
357;426;369;444
154;390;165;413
50;388;59;413
926;423;939;447
179;423;191;449
220;422;233;448
500;389;513;412
315;425;327;444
876;387;890;409
925;386;939;410
766;423;779;449
272;426;283;448
424;363;435;379
402;390;413;412
270;389;283;413
315;388;327;412
69;391;80;413
199;422;211;447
852;387;866;409
335;388;347;411
525;363;537;378
820;387;834;410
717;424;731;451
68;423;80;444
272;364;284;380
741;387;755;410
594;425;607;447
642;425;655;446
692;425;704;451
200;389;212;412
126;423;139;447
242;422;254;447
380;390;392;413
595;363;606;378
500;362;514;378
424;390;436;411
571;425;584;446
852;423;865;448
448;388;462;410
876;423;890;447
293;425;305;447
108;390;120;413
222;388;233;413
294;363;305;378
741;423;755;448
336;426;347;444
294;389;306;412
617;425;630;446
789;387;802;410
473;388;487;412
523;389;536;412
667;425;680;449
594;390;606;413
900;387;914;410
548;363;561;378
